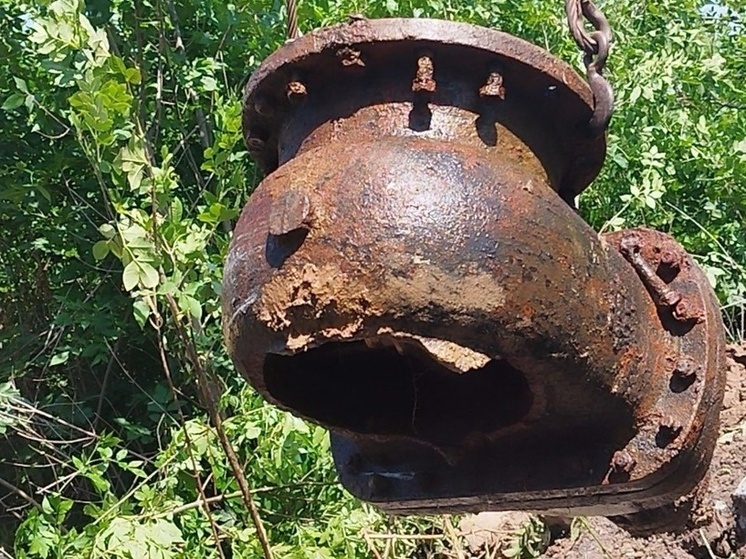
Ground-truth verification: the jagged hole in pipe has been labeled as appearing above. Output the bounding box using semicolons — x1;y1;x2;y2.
263;340;533;446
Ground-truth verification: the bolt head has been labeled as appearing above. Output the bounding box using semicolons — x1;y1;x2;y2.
673;357;698;379
287;80;308;101
611;450;636;473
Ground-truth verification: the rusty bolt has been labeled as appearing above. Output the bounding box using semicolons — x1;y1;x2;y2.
673;357;698;381
670;356;699;393
619;234;682;309
611;450;636;474
337;47;365;67
480;70;506;99
673;296;705;324
659;248;683;272
287;80;308;102
412;54;436;94
661;416;682;431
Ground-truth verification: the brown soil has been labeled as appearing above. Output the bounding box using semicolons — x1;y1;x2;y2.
459;344;746;559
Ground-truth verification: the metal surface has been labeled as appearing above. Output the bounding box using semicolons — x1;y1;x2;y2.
223;18;725;521
286;0;300;40
565;0;614;135
241;18;606;201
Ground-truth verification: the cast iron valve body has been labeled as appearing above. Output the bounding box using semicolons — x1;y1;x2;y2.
222;19;725;522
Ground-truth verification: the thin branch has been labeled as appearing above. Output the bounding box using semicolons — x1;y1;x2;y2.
163;293;274;559
9;398;97;438
363;531;385;559
156;326;227;559
165;0;213;148
151;481;335;519
95;338;123;430
0;476;41;510
365;534;445;541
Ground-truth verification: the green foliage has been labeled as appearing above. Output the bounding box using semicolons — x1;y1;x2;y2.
0;0;744;557
504;516;550;559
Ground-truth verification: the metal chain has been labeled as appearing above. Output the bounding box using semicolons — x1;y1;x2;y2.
565;0;614;136
286;0;300;40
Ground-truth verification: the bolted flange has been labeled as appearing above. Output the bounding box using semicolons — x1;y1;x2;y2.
223;18;725;524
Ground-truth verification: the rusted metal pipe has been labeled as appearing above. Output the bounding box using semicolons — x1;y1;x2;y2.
223;18;725;525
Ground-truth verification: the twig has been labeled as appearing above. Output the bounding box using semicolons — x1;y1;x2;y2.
363;531;384;559
118;16;271;551
95;338;122;430
163;292;274;559
0;476;41;510
699;528;721;559
578;518;613;559
165;0;213;148
443;516;466;559
156;329;227;559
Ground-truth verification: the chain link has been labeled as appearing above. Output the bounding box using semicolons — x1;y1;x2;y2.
286;0;300;40
565;0;614;136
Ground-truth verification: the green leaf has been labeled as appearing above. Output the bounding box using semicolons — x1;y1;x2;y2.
41;496;54;516
245;422;261;439
122;261;140;291
2;93;25;111
183;295;201;319
99;223;116;239
49;351;70;366
139;262;159;289
13;77;28;93
132;298;150;327
124;67;141;84
92;240;110;260
201;75;218;91
36;185;52;202
29;535;51;559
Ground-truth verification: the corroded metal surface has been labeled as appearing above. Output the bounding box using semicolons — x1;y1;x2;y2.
242;18;606;201
223;18;725;521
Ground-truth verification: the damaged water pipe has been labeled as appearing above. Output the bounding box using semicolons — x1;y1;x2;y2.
222;14;726;534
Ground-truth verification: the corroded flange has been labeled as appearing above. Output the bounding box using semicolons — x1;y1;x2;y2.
242;18;606;201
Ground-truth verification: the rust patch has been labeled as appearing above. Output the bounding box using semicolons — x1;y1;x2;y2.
412;54;436;93
256;261;377;344
372;328;493;374
479;70;506;99
269;189;311;236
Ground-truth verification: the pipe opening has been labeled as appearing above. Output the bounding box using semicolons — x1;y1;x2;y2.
264;340;533;446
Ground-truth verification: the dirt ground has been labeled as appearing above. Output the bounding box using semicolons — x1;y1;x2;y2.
459;343;746;559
